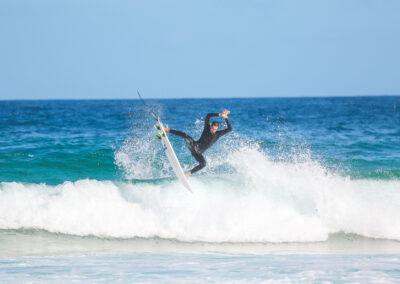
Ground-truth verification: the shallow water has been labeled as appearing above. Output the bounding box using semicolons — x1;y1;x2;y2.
1;253;400;283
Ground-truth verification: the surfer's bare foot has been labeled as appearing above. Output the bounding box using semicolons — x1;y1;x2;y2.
155;125;170;132
185;171;191;177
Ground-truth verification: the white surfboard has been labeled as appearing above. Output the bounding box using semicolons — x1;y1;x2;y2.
155;119;193;193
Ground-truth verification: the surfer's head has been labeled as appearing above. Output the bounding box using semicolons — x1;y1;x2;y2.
210;121;219;134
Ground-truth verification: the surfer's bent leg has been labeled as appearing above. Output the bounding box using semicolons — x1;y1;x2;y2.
169;129;205;174
190;152;206;174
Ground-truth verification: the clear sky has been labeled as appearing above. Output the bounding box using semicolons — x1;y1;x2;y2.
1;0;399;100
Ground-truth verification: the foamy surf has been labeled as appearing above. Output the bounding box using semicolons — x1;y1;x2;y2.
1;148;400;243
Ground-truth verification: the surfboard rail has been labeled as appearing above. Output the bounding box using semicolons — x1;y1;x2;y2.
156;120;193;193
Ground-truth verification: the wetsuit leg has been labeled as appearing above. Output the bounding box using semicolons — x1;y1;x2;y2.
190;151;206;174
169;129;206;174
169;130;196;150
169;130;193;141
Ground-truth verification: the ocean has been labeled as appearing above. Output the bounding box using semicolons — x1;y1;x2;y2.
0;96;400;282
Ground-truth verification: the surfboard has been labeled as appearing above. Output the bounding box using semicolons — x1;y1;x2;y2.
154;118;193;193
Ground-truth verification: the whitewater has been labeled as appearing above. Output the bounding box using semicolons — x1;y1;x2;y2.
1;146;400;243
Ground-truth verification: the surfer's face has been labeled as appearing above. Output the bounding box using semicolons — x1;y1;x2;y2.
210;124;219;134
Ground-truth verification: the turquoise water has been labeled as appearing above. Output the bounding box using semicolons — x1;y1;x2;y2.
1;97;400;282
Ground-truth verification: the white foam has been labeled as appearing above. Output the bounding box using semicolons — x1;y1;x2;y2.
1;147;400;242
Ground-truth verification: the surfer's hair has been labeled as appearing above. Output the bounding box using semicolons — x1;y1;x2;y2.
211;121;219;127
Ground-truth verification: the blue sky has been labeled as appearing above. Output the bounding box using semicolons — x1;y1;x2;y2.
1;0;399;99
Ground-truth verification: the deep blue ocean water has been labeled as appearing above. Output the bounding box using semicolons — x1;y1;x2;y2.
1;96;400;282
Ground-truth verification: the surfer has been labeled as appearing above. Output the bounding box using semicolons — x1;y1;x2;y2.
162;110;232;176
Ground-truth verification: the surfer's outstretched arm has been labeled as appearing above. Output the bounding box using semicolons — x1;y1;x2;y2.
203;112;229;133
216;117;232;135
216;110;232;136
205;113;220;126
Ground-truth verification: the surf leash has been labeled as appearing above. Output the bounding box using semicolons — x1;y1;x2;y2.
137;90;159;121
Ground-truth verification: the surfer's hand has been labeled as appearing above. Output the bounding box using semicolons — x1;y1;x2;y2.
221;110;230;119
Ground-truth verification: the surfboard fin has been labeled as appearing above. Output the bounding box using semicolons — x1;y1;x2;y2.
155;124;164;131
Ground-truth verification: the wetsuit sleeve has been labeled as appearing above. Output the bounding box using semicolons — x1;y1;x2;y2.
205;113;219;126
216;118;232;136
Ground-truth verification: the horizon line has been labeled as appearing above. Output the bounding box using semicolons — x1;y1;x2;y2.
1;94;400;101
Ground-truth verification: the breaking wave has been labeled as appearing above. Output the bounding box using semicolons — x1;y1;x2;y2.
1;146;400;243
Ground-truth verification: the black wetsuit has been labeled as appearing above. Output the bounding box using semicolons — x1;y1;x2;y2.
169;113;232;174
